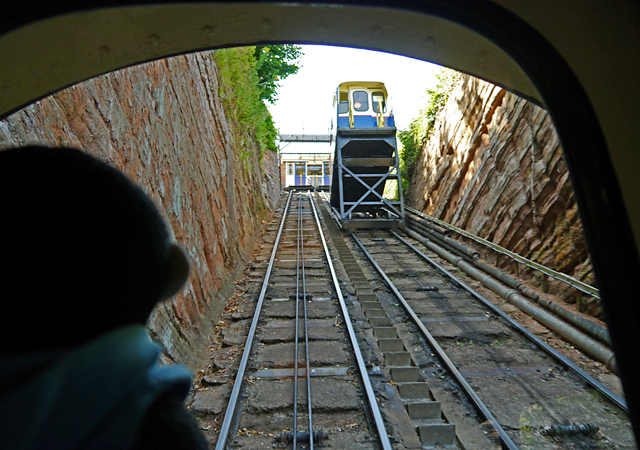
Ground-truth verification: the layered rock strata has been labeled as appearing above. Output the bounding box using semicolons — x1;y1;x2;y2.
405;75;598;316
0;51;279;369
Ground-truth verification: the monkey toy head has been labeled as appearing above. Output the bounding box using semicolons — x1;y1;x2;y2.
0;146;189;355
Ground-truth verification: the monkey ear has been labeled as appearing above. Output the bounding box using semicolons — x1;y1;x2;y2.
158;244;191;300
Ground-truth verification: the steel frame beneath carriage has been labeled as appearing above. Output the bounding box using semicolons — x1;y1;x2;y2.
333;127;405;230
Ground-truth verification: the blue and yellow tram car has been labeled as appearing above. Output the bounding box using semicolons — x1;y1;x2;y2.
330;81;404;228
335;81;395;128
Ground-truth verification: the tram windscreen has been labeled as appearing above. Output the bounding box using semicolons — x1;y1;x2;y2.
353;91;369;111
372;92;385;113
338;92;349;114
307;165;322;175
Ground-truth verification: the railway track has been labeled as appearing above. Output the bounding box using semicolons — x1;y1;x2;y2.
197;191;635;449
212;191;392;450
349;228;634;449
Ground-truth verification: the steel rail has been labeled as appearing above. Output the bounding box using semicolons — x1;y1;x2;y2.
405;207;600;299
303;192;314;449
308;194;393;450
293;194;301;449
215;191;293;450
390;230;628;412
350;232;520;450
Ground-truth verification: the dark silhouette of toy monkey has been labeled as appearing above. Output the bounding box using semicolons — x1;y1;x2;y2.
0;146;208;450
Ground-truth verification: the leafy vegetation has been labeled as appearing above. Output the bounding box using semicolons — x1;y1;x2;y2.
213;45;302;161
254;45;302;104
398;68;460;196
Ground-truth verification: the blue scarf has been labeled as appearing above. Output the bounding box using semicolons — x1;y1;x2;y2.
0;325;192;450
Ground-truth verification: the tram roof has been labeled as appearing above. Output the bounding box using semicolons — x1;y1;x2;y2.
337;81;388;92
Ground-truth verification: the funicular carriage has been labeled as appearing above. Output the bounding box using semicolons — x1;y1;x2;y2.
329;81;405;229
283;158;331;189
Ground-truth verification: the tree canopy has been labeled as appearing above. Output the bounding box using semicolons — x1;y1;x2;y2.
214;45;303;160
254;45;303;103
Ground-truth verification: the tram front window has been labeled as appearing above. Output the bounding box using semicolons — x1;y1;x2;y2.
307;164;321;187
372;92;385;113
308;165;321;176
338;92;349;114
353;91;369;111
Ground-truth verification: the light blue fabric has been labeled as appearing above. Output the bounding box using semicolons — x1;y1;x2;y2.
0;325;192;450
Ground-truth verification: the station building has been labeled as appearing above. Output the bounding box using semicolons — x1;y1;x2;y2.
279;137;332;189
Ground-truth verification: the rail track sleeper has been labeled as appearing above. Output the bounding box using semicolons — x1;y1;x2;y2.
377;339;405;352
383;351;413;366
357;293;377;302
349;273;368;279
397;382;431;399
405;400;442;420
364;309;388;318
417;421;457;446
369;317;393;327
389;366;423;382
373;327;398;339
356;290;376;297
360;301;382;311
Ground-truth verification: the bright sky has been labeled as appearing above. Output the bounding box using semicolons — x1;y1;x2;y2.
269;45;442;153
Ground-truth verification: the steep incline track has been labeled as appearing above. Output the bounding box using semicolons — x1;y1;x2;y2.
350;227;635;449
194;192;635;450
213;191;391;450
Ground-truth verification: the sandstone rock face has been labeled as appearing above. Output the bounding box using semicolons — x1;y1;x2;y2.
0;51;279;369
406;75;598;316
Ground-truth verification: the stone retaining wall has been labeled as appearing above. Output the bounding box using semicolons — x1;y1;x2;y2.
0;51;279;369
405;75;598;316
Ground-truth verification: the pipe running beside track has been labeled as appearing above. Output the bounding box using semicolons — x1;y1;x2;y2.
402;227;618;373
392;229;627;412
407;217;612;347
406;208;600;299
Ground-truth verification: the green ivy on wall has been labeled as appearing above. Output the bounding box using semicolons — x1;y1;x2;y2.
213;45;302;161
398;68;460;197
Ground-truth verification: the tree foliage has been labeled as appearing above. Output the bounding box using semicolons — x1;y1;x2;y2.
213;45;302;161
254;45;302;103
398;68;460;196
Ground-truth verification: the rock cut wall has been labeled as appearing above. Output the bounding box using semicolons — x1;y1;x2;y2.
405;75;598;316
0;51;280;369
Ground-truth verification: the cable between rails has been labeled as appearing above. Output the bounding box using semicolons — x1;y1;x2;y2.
294;193;315;449
294;194;301;448
303;192;314;449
